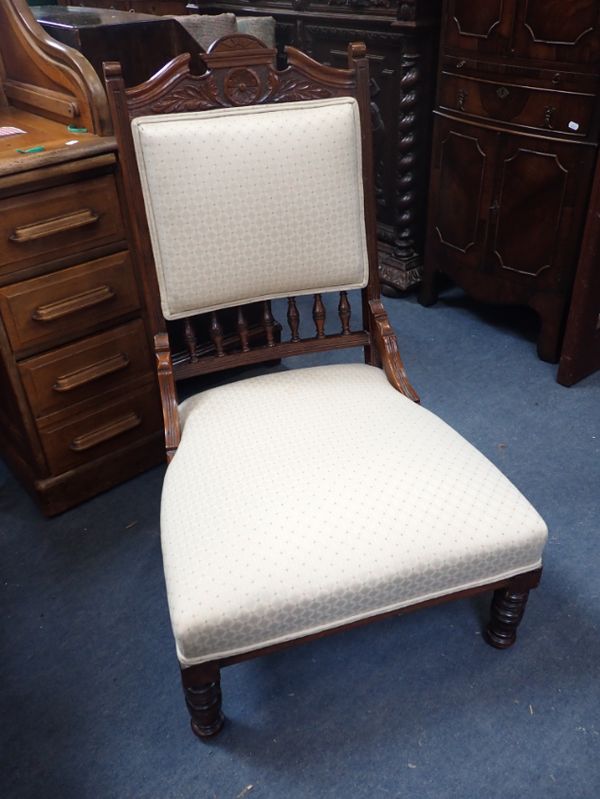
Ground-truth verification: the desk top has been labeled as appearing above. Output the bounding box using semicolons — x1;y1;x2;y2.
32;5;161;29
0;107;115;179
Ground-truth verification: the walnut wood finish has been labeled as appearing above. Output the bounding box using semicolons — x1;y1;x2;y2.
422;0;600;363
0;3;166;514
0;173;125;279
105;36;545;738
0;0;110;135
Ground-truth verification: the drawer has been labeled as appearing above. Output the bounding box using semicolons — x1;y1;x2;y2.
0;251;140;354
37;380;162;474
438;71;596;137
0;174;125;277
19;319;152;418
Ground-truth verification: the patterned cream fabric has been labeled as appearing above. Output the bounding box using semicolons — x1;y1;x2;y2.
236;17;276;48
131;98;369;320
161;364;548;667
170;14;237;50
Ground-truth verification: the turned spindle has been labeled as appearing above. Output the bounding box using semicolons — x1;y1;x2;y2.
338;291;351;335
183;317;198;362
313;293;326;339
287;297;300;342
262;300;275;347
236;306;250;352
210;311;225;357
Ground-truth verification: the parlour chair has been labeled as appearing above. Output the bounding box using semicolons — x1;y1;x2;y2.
105;36;548;738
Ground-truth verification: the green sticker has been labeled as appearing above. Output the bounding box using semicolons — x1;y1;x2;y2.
16;146;45;154
67;124;88;133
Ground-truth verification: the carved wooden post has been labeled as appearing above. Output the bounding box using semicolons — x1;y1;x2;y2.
380;45;422;294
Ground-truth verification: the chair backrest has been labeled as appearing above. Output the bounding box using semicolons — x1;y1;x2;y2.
105;35;380;383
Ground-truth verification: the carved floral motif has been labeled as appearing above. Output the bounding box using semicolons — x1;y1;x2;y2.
267;71;335;102
149;76;222;114
224;68;261;105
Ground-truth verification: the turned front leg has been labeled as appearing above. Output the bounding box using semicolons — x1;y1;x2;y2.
485;586;530;649
181;663;224;738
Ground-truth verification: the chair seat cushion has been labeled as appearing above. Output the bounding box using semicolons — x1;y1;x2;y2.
161;364;547;667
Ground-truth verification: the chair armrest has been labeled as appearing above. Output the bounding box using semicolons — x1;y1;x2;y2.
154;332;181;462
368;299;420;402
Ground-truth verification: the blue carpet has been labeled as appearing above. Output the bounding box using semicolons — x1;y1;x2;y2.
1;291;599;799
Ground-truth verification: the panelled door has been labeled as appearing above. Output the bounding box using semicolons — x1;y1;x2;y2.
488;132;596;290
512;0;600;66
428;116;498;274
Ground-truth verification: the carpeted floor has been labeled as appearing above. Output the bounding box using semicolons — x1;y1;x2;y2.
1;290;599;799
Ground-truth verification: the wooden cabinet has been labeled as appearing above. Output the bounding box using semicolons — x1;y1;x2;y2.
422;0;600;362
0;0;165;514
0;144;164;515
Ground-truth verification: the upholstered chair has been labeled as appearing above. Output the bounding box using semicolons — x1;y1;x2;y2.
105;36;548;739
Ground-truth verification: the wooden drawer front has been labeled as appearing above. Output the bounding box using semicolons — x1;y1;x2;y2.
38;381;162;474
19;320;152;418
438;72;596;137
0;174;125;277
0;251;140;354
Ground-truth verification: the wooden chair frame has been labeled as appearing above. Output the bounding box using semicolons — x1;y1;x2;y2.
105;36;542;739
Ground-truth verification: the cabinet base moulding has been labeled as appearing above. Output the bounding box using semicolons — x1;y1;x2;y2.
378;242;422;294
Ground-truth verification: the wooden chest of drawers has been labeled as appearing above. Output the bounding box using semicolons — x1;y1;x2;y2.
421;0;600;363
0;137;164;515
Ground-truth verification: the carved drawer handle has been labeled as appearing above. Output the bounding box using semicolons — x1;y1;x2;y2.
496;86;510;100
53;352;130;393
69;411;141;452
9;208;100;243
32;285;115;322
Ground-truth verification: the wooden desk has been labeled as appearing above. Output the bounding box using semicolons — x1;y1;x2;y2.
0;111;164;515
0;0;165;514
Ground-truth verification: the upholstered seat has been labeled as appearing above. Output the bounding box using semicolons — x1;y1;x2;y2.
163;363;547;667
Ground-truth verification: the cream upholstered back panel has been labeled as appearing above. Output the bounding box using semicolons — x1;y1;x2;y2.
131;97;370;321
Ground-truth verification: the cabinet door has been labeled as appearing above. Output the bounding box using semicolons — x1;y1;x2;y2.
444;0;513;57
427;115;498;274
513;0;600;65
488;133;596;290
